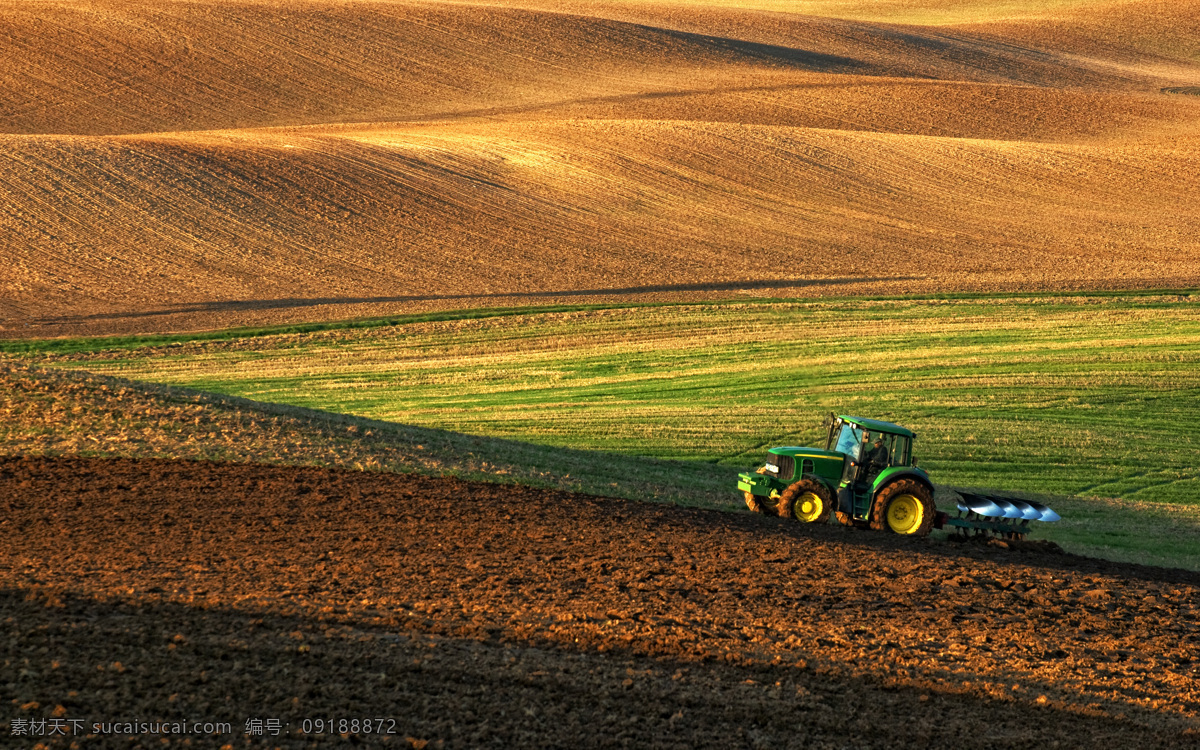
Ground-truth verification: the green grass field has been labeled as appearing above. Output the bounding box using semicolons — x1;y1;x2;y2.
9;292;1200;568
28;293;1200;501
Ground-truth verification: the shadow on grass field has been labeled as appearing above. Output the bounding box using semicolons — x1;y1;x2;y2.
3;360;1198;571
0;361;736;509
22;277;900;328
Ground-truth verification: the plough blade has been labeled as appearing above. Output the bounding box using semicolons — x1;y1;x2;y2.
957;493;1004;518
1024;500;1061;523
997;499;1025;519
956;492;1059;523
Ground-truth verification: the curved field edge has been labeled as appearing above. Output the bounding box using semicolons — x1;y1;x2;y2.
2;361;1197;571
0;361;734;508
5;291;1200;570
29;294;1200;502
3;287;1194;352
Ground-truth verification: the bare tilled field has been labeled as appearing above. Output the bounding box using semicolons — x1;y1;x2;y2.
3;0;1200;337
2;456;1197;747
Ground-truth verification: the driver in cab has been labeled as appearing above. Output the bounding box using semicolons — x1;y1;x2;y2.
865;437;889;473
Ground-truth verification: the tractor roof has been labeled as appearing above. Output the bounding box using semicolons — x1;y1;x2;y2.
839;415;914;438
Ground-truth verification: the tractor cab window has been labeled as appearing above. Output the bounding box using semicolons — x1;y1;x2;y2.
871;433;912;467
834;424;864;460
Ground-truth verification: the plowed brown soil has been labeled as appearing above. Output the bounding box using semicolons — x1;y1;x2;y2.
3;456;1197;747
3;0;1200;338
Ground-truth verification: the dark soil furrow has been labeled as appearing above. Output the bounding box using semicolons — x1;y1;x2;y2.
1;456;1197;747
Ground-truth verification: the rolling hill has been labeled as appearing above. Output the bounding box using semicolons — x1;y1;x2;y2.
2;0;1198;337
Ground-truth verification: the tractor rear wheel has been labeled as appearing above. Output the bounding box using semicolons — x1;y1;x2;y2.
871;479;935;536
777;479;833;524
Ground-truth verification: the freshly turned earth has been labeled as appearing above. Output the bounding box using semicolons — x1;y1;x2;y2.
2;456;1198;748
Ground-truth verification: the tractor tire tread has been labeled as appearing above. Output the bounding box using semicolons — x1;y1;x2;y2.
777;478;833;524
871;478;935;536
835;511;865;528
744;490;769;515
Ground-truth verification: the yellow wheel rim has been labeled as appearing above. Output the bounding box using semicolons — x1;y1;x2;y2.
794;492;824;523
886;494;924;534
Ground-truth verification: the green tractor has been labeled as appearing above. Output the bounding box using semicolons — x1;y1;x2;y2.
737;414;1060;538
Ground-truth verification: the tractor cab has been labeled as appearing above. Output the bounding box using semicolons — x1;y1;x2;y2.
828;416;913;481
825;415;920;523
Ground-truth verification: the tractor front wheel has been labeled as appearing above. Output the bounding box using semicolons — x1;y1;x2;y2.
744;491;771;514
871;479;935;536
777;479;833;524
835;511;863;528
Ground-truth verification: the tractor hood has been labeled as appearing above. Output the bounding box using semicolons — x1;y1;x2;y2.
768;447;845;461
